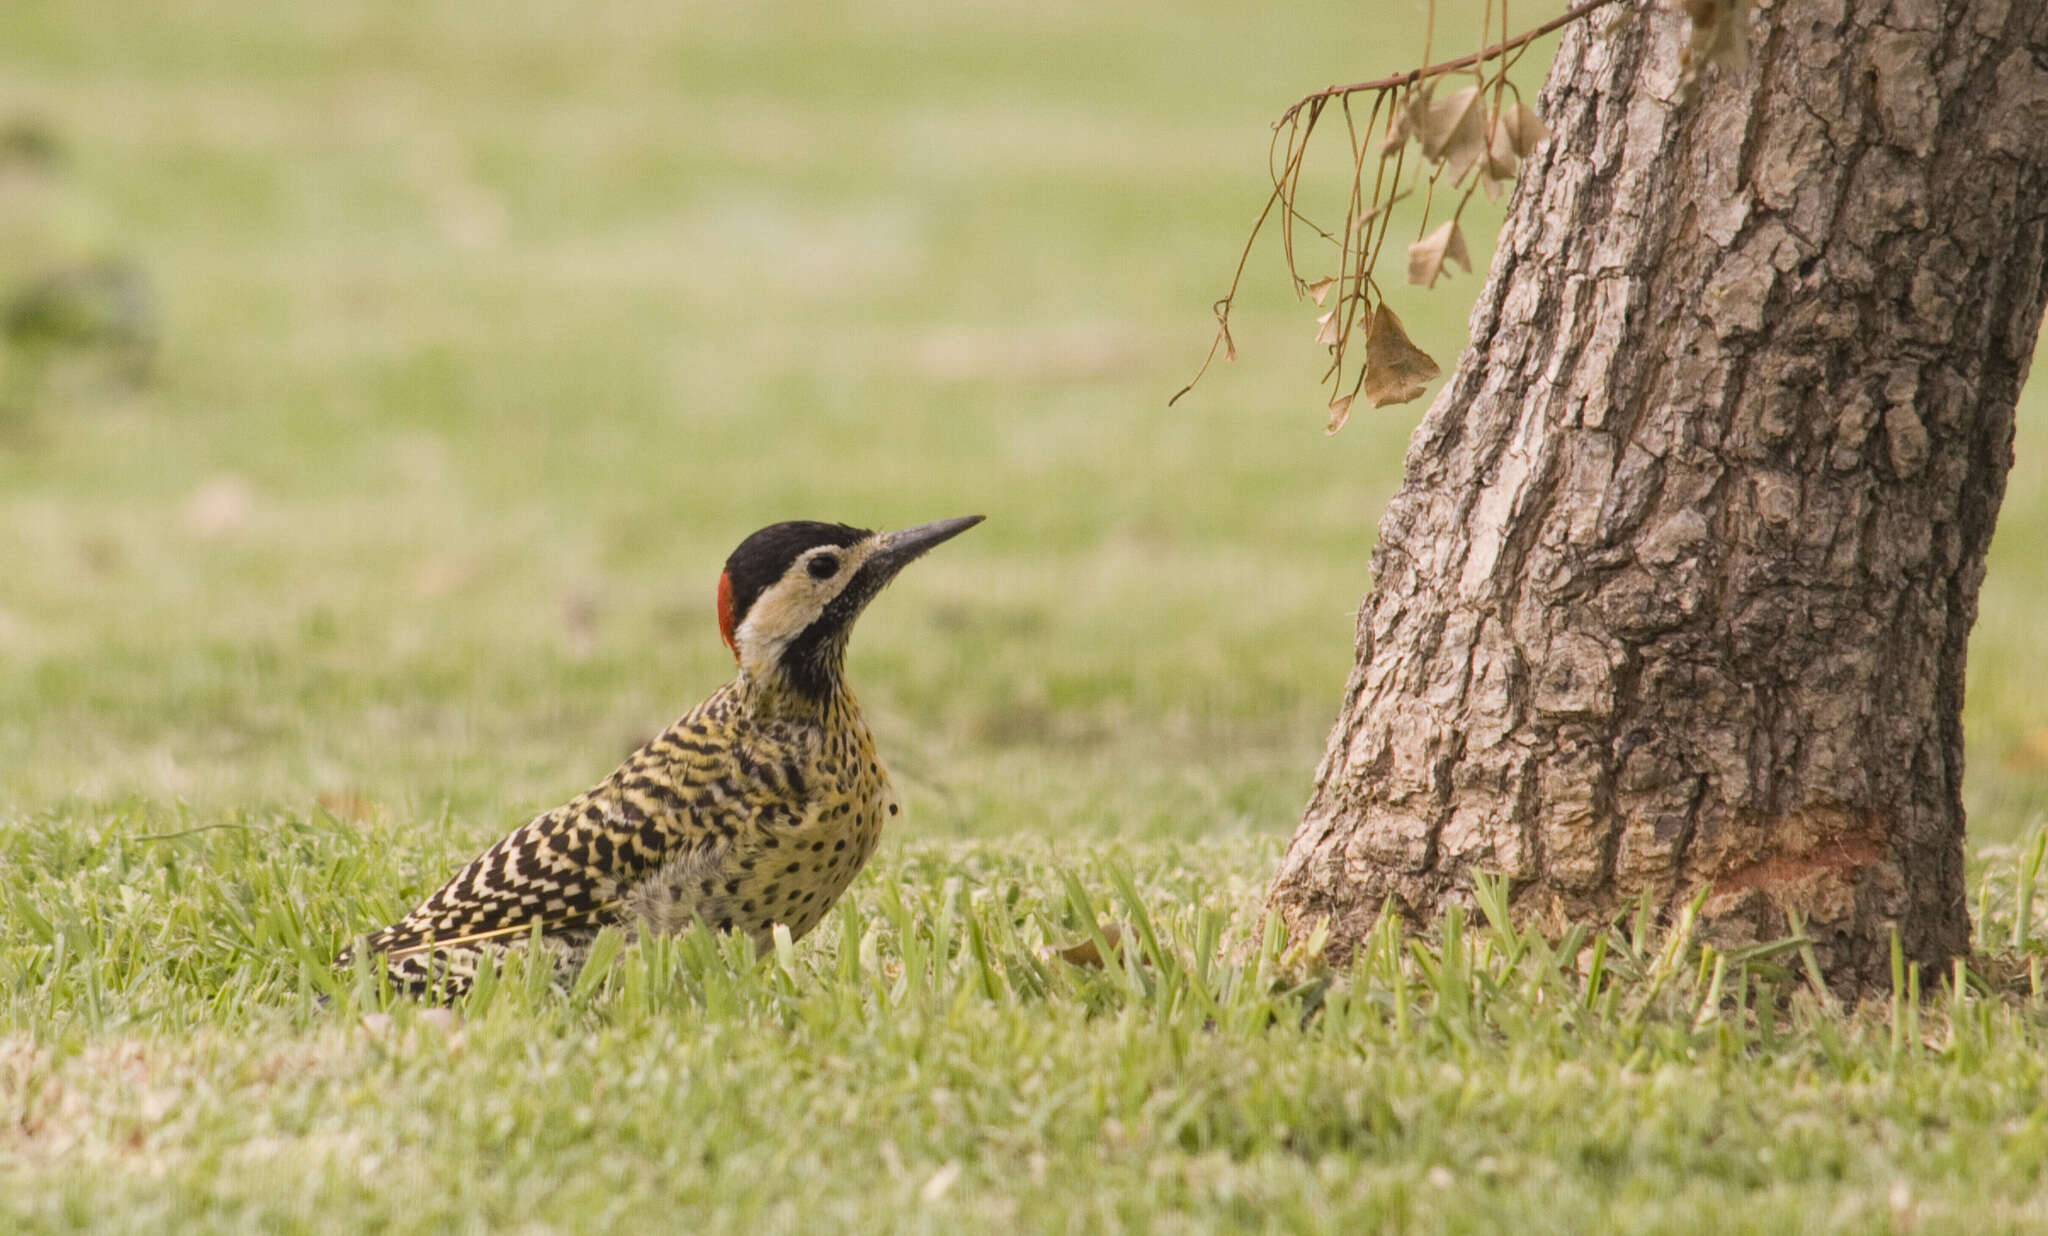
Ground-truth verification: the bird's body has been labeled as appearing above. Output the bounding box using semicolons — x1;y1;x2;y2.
341;516;980;998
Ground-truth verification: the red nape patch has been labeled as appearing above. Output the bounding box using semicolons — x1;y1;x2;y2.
716;570;738;658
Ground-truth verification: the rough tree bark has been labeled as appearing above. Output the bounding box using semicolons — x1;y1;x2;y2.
1270;0;2048;991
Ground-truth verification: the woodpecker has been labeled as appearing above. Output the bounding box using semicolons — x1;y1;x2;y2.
339;515;983;998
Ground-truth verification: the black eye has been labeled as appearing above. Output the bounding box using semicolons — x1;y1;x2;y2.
807;553;839;579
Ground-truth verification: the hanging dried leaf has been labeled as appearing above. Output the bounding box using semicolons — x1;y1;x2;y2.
1417;86;1484;161
1325;393;1356;435
1406;219;1472;288
1419;85;1487;184
1502;102;1549;158
1314;308;1342;346
1445;142;1488;186
1362;303;1441;408
1475;114;1517;201
1306;276;1337;306
1380;95;1418;157
1484;111;1520;182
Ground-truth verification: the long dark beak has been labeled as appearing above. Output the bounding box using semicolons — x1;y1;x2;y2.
869;515;984;582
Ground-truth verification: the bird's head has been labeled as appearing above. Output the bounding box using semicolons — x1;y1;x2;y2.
717;515;984;699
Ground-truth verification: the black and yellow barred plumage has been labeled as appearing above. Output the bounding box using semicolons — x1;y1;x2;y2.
340;516;982;997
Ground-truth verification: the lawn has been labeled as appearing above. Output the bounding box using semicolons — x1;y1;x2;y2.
3;1;2047;1231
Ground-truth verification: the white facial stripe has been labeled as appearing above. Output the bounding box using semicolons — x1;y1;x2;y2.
731;539;883;669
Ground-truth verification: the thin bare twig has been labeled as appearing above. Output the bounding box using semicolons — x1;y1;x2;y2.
1174;0;1624;413
1276;0;1620;128
1166;183;1283;407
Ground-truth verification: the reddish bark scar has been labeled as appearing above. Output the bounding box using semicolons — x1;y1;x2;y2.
1710;831;1887;896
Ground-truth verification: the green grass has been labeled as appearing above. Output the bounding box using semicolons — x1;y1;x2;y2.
2;1;2046;1231
11;814;2048;1232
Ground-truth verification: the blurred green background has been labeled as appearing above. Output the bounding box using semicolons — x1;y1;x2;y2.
2;0;2043;855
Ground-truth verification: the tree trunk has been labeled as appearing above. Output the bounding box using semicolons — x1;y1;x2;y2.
1270;0;2048;991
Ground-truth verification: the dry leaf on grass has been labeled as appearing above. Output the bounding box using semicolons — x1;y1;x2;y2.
1053;924;1124;967
316;792;378;823
2004;731;2048;772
